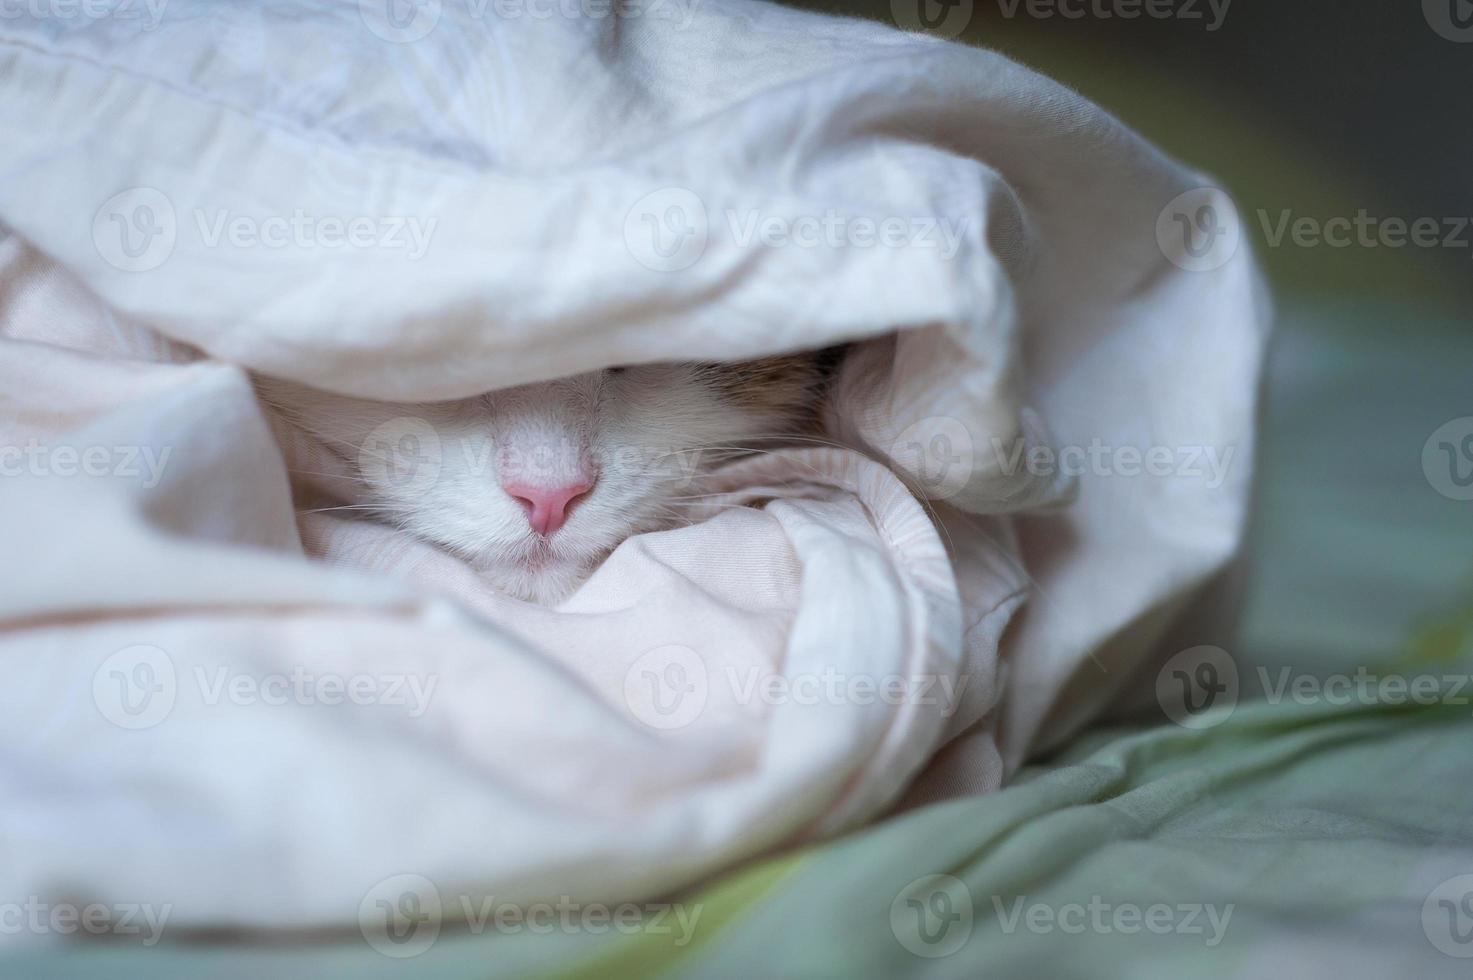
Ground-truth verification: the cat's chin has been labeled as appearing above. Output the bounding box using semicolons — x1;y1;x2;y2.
476;551;598;605
460;513;675;605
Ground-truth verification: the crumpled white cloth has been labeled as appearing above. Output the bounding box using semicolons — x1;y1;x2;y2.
0;0;1267;936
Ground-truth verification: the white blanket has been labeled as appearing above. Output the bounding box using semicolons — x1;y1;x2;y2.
0;0;1267;937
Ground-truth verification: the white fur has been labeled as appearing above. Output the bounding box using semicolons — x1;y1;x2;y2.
260;366;808;603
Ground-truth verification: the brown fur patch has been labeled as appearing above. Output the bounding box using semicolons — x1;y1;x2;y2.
694;347;845;433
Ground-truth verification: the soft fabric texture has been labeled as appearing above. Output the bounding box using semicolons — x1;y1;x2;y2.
0;0;1266;937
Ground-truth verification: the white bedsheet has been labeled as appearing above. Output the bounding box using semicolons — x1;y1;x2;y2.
0;0;1267;937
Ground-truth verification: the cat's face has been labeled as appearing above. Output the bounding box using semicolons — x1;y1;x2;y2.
261;356;831;603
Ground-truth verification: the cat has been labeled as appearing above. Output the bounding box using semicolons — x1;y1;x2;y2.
257;352;842;603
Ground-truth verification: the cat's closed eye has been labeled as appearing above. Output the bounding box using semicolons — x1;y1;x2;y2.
259;350;841;604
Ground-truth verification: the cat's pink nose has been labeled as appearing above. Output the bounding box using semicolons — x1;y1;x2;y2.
501;476;594;537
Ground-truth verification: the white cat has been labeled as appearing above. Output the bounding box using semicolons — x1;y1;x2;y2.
258;354;839;603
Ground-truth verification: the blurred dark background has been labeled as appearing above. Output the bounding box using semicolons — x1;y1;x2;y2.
782;0;1473;316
